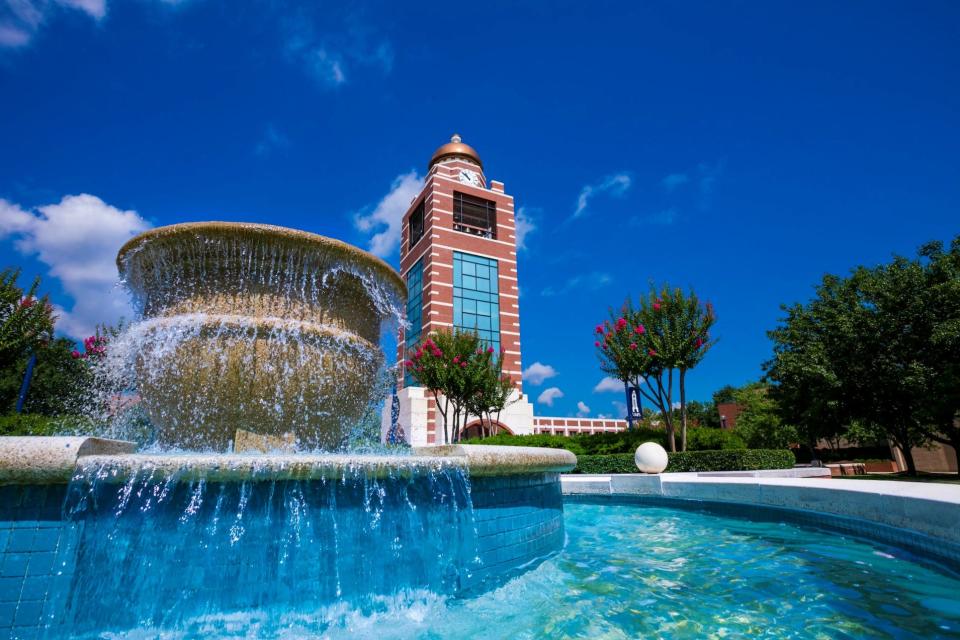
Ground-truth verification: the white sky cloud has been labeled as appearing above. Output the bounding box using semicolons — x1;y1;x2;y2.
593;376;623;393
353;171;424;258
522;361;557;386
572;173;631;219
514;206;536;251
0;194;151;338
1;0;106;49
541;271;611;297
576;401;590;417
662;173;689;192
537;386;563;407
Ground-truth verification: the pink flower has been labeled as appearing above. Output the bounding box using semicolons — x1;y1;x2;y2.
616;318;627;330
629;342;637;350
453;356;460;364
653;303;661;311
634;325;645;335
648;349;657;357
476;348;483;355
487;346;495;354
695;338;704;348
71;350;81;359
594;341;601;348
601;344;608;350
460;362;467;368
19;298;34;309
595;324;604;334
415;349;423;359
403;360;413;367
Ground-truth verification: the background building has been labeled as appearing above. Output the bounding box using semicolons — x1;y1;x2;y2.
383;135;627;444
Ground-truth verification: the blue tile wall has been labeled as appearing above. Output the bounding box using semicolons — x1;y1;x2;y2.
0;485;77;640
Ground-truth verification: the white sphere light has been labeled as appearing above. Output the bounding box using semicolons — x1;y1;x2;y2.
634;442;669;474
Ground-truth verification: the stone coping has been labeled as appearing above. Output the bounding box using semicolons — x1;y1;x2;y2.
0;437;137;485
0;438;576;484
414;444;577;476
562;473;960;545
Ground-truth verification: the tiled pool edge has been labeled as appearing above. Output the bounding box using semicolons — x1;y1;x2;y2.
563;473;960;573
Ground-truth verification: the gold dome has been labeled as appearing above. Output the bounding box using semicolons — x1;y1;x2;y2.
429;133;482;169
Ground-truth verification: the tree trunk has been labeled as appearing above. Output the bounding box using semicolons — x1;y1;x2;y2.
679;369;688;452
898;441;918;476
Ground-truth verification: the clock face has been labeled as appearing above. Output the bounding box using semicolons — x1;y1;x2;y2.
458;168;481;187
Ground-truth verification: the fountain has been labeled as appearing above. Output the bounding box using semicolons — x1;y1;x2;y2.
116;222;406;451
0;221;575;638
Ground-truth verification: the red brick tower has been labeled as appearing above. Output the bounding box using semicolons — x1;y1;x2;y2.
389;134;528;444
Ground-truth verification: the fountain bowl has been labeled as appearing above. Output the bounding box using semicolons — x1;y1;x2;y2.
117;222;405;451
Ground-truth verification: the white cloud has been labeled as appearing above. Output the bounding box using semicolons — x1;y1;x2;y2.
576;401;590;417
0;194;151;338
1;0;107;49
572;173;631;219
537;387;563;407
612;400;626;416
255;124;291;157
309;48;347;86
541;271;611;297
514;206;536;251
522;361;557;386
662;173;689;192
593;376;623;393
353;171;424;258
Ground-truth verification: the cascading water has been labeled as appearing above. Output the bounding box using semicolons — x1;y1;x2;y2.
46;457;482;637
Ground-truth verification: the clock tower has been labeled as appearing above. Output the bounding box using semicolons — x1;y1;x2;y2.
385;134;534;445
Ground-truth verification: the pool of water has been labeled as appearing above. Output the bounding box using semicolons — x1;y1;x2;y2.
53;496;960;639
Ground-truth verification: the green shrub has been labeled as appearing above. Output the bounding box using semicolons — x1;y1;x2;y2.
573;453;637;474
568;448;795;474
0;413;86;436
462;433;589;455
463;427;741;455
664;449;795;472
685;428;746;451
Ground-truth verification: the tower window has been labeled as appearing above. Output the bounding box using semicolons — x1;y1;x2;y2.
403;258;424;386
453;192;496;239
453;251;500;353
408;200;425;250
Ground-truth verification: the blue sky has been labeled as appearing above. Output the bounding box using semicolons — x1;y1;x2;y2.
1;1;958;419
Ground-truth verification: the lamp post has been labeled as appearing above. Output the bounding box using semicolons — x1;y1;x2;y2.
14;352;37;414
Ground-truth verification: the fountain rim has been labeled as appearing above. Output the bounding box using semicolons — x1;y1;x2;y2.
116;221;406;297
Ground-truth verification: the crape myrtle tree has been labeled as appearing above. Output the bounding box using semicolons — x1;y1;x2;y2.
594;284;716;452
404;329;515;444
766;236;960;475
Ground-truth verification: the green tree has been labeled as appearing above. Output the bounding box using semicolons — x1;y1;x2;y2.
732;382;798;449
766;236;960;475
0;338;93;415
405;329;510;444
595;285;716;452
0;268;55;372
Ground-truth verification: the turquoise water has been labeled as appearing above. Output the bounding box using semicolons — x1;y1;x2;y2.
53;495;960;639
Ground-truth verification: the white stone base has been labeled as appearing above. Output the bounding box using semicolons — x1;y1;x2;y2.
381;387;536;446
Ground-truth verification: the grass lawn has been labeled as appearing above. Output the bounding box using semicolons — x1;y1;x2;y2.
834;472;960;485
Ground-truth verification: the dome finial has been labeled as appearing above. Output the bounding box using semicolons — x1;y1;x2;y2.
429;133;482;170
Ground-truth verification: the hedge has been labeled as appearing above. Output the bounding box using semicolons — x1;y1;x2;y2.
462;427;745;456
569;449;796;474
0;413;87;436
